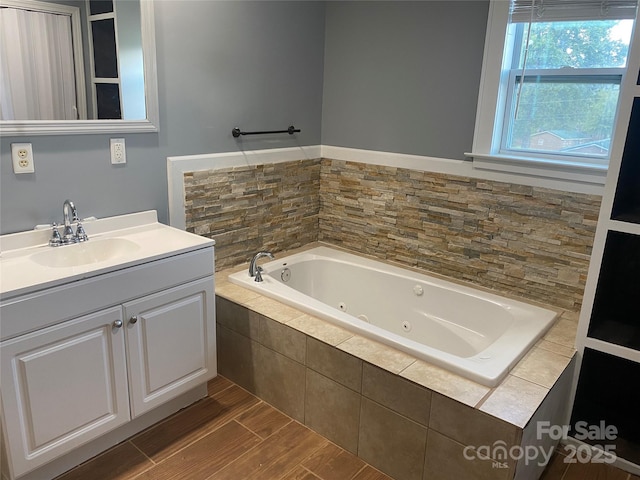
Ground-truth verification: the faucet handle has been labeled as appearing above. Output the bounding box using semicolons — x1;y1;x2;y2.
49;223;62;247
76;222;89;242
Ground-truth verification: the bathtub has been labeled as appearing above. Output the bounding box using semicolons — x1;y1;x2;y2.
228;246;558;387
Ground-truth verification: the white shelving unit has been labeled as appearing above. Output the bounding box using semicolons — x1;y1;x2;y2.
572;18;640;473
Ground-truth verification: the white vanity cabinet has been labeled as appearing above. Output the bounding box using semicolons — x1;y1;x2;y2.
124;278;213;417
0;307;131;477
0;212;216;480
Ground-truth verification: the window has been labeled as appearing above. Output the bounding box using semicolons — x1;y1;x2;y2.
470;0;637;182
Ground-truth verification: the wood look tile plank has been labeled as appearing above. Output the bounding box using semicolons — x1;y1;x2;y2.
280;465;322;480
351;465;394;480
563;461;630;480
133;421;261;480
207;375;233;397
208;421;328;480
302;442;366;480
131;384;259;461
55;441;152;480
539;451;570;480
235;401;292;439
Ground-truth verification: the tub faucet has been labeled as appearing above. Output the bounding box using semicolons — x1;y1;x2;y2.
249;251;274;282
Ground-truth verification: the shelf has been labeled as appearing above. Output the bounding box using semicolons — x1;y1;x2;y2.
571;348;640;466
588;230;640;351
606;219;640;236
611;97;640;225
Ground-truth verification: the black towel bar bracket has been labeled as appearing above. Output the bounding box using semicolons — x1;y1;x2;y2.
232;125;300;138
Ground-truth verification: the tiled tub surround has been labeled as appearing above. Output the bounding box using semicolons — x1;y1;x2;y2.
215;257;579;480
183;157;600;311
184;159;321;270
181;156;595;478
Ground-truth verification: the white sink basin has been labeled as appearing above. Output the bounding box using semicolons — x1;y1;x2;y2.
30;238;140;268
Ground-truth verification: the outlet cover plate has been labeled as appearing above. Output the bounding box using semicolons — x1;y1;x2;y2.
110;138;126;164
11;143;35;174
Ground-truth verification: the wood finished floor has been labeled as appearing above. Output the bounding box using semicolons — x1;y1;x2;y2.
54;375;392;480
55;375;638;480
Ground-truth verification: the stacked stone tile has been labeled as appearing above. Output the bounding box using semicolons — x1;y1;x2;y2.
184;157;601;311
319;159;600;311
184;160;321;270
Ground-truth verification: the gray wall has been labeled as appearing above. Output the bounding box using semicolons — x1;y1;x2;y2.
321;1;489;159
0;1;325;234
0;1;489;235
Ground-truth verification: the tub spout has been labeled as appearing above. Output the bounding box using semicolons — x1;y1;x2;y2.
249;251;274;282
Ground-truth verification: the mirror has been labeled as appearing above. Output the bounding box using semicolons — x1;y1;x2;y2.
0;0;158;136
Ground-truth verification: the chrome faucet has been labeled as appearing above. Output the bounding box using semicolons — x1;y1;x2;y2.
49;200;89;246
62;200;79;244
249;251;274;282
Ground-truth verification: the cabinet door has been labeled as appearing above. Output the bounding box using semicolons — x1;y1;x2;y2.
124;277;215;417
0;307;129;478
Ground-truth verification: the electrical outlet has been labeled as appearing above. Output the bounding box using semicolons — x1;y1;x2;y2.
11;143;35;174
110;138;126;164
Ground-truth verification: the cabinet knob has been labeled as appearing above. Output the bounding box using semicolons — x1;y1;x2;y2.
130;316;138;325
113;319;123;328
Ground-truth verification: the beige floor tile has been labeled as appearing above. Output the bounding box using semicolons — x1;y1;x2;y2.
400;360;490;408
512;346;573;388
543;318;578;349
537;339;576;358
337;335;415;374
286;314;353;346
215;281;261;304
479;375;549;428
246;295;305;323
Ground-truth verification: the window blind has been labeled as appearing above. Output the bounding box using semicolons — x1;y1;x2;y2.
510;0;638;22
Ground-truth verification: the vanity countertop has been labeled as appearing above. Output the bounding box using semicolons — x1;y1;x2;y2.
0;211;214;300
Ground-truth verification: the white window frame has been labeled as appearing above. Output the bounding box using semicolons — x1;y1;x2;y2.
467;0;637;185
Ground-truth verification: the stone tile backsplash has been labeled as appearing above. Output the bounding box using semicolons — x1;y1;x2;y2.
319;159;601;310
184;160;321;270
184;157;601;310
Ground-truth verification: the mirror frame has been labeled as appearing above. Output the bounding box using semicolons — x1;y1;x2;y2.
0;0;159;136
